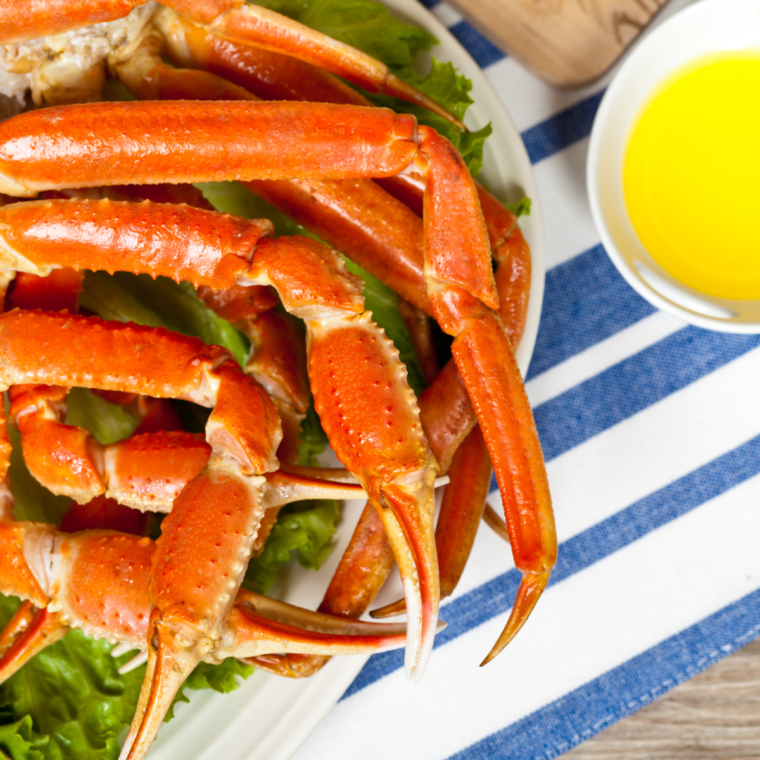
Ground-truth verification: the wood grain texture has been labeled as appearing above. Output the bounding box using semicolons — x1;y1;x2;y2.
446;0;670;87
565;637;760;758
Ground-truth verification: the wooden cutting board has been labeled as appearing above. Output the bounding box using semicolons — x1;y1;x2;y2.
445;0;670;88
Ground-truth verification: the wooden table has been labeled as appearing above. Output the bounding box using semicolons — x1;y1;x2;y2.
565;638;760;758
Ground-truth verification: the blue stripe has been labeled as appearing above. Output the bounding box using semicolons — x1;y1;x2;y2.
526;244;657;380
535;329;760;463
522;91;604;164
448;589;760;759
417;0;441;8
449;21;505;69
344;433;760;699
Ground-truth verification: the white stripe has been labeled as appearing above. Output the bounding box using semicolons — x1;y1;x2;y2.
431;3;462;28
295;472;760;760
532;138;602;270
485;56;603;133
526;310;686;407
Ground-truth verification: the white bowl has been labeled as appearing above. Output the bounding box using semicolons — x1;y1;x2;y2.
587;0;760;333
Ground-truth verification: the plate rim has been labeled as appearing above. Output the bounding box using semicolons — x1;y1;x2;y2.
149;3;545;759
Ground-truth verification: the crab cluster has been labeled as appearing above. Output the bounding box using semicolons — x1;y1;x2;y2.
0;2;555;758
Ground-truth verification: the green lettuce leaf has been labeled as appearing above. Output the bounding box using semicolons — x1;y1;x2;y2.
65;389;139;447
0;716;48;760
165;660;253;721
506;196;532;217
253;0;437;71
195;182;302;237
244;500;341;594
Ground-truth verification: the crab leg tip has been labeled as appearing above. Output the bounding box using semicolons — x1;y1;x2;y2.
386;74;467;132
369;598;406;619
123;621;201;760
479;569;551;667
482;501;511;544
0;607;67;684
118;651;149;675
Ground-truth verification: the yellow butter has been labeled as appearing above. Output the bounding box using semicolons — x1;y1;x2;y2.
623;52;760;300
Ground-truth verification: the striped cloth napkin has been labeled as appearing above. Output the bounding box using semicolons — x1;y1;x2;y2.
294;0;760;757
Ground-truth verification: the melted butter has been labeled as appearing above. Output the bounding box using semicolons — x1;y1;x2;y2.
623;52;760;300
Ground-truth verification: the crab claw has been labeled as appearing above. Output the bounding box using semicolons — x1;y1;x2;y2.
121;612;204;760
372;482;438;681
480;569;551;666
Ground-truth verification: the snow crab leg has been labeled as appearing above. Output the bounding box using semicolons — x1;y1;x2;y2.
115;39;548;653
132;26;536;582
0;98;554;667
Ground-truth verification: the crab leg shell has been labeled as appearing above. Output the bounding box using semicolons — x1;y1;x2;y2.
156;7;369;107
0;606;67;684
0;601;39;658
0;102;418;197
235;309;308;466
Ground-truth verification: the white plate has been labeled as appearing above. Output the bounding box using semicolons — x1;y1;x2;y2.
149;2;545;758
587;0;760;332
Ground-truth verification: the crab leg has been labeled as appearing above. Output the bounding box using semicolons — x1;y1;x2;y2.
0;194;439;675
0;518;418;682
0;0;461;127
0;99;553;661
115;51;542;647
